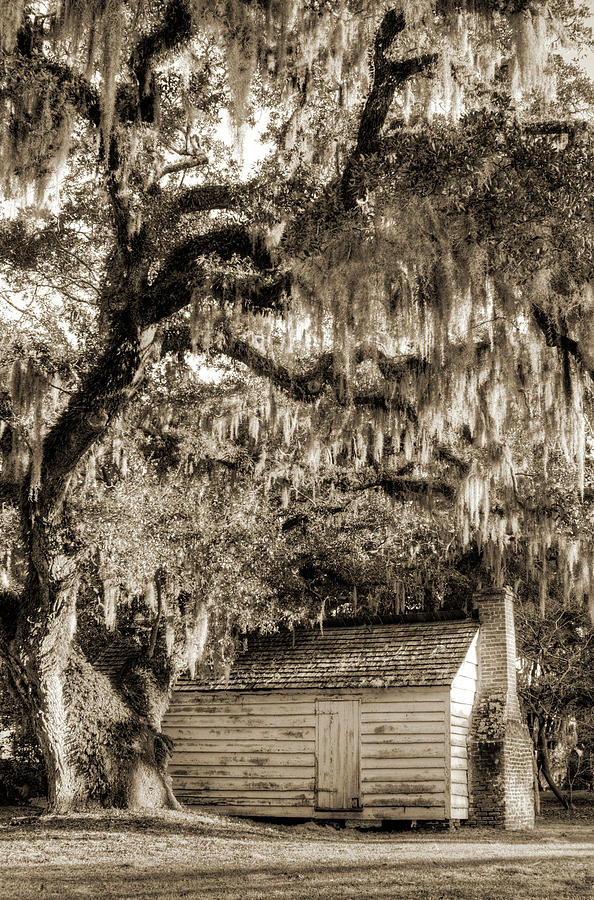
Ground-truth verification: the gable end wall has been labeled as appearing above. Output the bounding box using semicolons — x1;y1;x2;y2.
449;632;479;820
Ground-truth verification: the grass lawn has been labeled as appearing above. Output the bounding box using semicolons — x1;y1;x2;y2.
0;796;593;899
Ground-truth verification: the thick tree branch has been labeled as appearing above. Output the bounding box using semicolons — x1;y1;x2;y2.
142;226;276;324
152;182;261;244
29;224;279;519
532;304;594;383
211;272;291;313
523;121;590;143
147;219;290;316
166;183;255;218
129;0;194;124
0;389;14;427
11;2;193;135
161;315;416;415
160;319;424;420
281;466;462;533
362;475;456;501
436;445;471;475
149;225;492;423
340;9;437;209
8;48;101;130
157;157;208;179
0;392;25;505
160;313;416;413
147;570;165;661
33;312;157;519
23;231;279;510
218;326;421;416
221;329;335;401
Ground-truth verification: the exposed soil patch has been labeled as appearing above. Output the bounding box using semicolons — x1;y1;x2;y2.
1;795;593;899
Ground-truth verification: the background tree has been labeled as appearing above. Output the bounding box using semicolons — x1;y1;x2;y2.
0;0;593;811
518;595;594;807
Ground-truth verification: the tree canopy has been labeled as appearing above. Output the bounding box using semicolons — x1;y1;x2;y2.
0;0;593;811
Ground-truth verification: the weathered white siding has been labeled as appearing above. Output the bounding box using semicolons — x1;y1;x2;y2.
163;689;316;813
164;685;455;820
449;632;478;819
360;687;449;819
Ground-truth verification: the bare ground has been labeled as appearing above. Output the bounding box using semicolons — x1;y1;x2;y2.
0;796;593;899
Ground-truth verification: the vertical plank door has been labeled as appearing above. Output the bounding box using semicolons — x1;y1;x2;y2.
315;699;360;810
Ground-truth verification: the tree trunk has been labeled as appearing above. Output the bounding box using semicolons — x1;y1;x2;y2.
532;751;541;816
65;650;181;810
537;725;570;810
8;644;181;811
6;576;181;812
1;358;186;812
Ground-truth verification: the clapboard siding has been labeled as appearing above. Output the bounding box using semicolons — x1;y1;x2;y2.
448;633;478;818
170;752;316;766
163;690;317;807
164;686;453;817
359;687;448;815
169;765;313;779
170;777;315;791
365;794;446;808
177;794;312;807
166;726;314;740
362;767;445;780
361;711;444;723
363;743;446;760
165;714;316;728
169;739;312;753
361;732;444;744
170;693;312;711
363;781;444;794
363;722;445;735
363;759;445;771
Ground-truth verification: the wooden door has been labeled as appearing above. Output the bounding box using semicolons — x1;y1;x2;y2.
315;699;360;810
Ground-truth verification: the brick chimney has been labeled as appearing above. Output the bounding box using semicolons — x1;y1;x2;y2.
468;587;535;829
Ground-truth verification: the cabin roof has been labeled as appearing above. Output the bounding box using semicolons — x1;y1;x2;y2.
195;620;479;691
91;636;143;679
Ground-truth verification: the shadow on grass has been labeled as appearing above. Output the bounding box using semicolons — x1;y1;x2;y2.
0;854;593;900
1;814;593;848
0;812;298;845
2;798;594;857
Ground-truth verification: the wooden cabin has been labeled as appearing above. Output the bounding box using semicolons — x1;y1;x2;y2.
162;619;482;822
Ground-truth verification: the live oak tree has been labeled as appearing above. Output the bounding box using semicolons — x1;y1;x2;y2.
0;0;593;811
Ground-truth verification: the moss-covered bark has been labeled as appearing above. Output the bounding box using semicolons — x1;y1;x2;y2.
63;651;179;810
6;613;180;811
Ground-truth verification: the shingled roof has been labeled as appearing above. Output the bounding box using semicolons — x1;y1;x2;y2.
91;636;143;680
194;620;479;691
